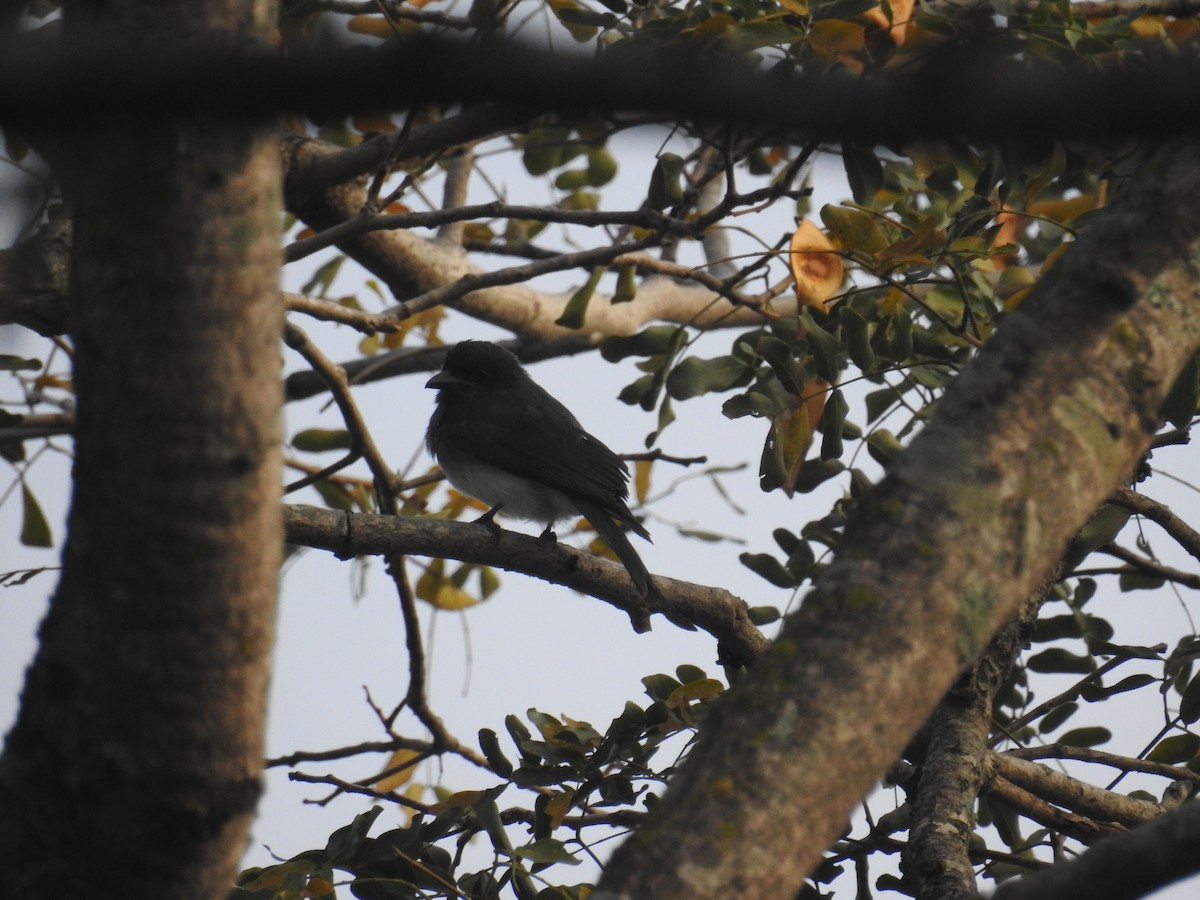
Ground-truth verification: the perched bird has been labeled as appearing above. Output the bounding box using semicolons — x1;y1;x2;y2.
425;341;652;596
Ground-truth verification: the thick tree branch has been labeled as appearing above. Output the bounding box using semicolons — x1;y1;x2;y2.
902;587;1044;899
594;138;1200;900
992;796;1200;900
4;35;1200;145
282;134;767;341
987;753;1163;826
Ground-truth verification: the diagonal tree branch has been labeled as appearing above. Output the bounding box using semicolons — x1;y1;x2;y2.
593;137;1200;900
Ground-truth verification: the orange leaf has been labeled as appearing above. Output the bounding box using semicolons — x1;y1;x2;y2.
859;0;914;46
544;790;576;829
789;219;844;309
353;112;398;134
807;19;865;54
348;15;397;38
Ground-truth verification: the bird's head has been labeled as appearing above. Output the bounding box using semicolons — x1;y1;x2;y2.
425;341;525;394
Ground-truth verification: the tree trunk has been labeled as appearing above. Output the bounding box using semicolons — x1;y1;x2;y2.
0;3;282;898
595;139;1200;899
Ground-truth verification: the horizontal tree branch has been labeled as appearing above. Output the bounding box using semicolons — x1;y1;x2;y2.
3;34;1200;144
1004;743;1200;786
282;503;771;665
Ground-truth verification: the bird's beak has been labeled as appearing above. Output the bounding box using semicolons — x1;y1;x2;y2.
425;371;454;389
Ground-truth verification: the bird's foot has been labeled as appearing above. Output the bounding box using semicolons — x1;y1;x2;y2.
474;505;504;541
539;524;558;543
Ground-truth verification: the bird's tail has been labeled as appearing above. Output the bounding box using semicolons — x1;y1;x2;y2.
573;498;651;597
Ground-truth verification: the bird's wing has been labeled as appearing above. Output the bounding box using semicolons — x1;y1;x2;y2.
473;382;641;518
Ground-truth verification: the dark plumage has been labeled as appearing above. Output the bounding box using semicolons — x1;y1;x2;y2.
425;341;652;596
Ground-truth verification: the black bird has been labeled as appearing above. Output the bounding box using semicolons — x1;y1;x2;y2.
425;341;652;596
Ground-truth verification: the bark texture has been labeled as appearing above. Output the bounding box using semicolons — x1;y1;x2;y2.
594;140;1200;899
0;2;282;898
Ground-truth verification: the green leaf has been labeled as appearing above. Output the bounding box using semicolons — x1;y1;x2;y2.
642;673;682;701
292;428;352;452
521;126;571;175
1033;614;1083;642
1146;732;1200;764
324;806;383;864
842;142;884;204
887;313;913;362
555;266;605;329
839;306;876;373
601;325;683;361
865;385;901;423
666;355;751;400
740;552;797;587
747;605;781;625
1181;672;1200;724
20;484;52;547
479;728;514;778
1038;702;1078;734
723;391;779;419
865;429;902;466
820;205;889;255
612;264;637;302
789;458;845;493
1119;571;1165;592
820;389;848;461
759;337;806;393
0;355;42;372
647;153;685;210
313;479;355;511
1066;504;1131;565
1080;673;1156;701
1092;640;1165;661
505;714;536;762
514;838;581;865
554;168;591;191
299;255;345;298
799;309;840;382
1058;726;1111;748
1026;648;1095;674
587;146;619;185
676;664;708;684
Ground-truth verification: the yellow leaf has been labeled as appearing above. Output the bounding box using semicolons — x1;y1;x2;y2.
691;13;735;42
880;287;907;316
666;678;725;708
544;789;575;829
634;459;651;504
773;403;812;495
789;219;844;309
376;747;422;793
353;112;398;134
807;19;865;54
1028;194;1096;224
434;581;480;610
1127;14;1166;38
1003;286;1032;311
431;789;490;812
876;216;945;266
